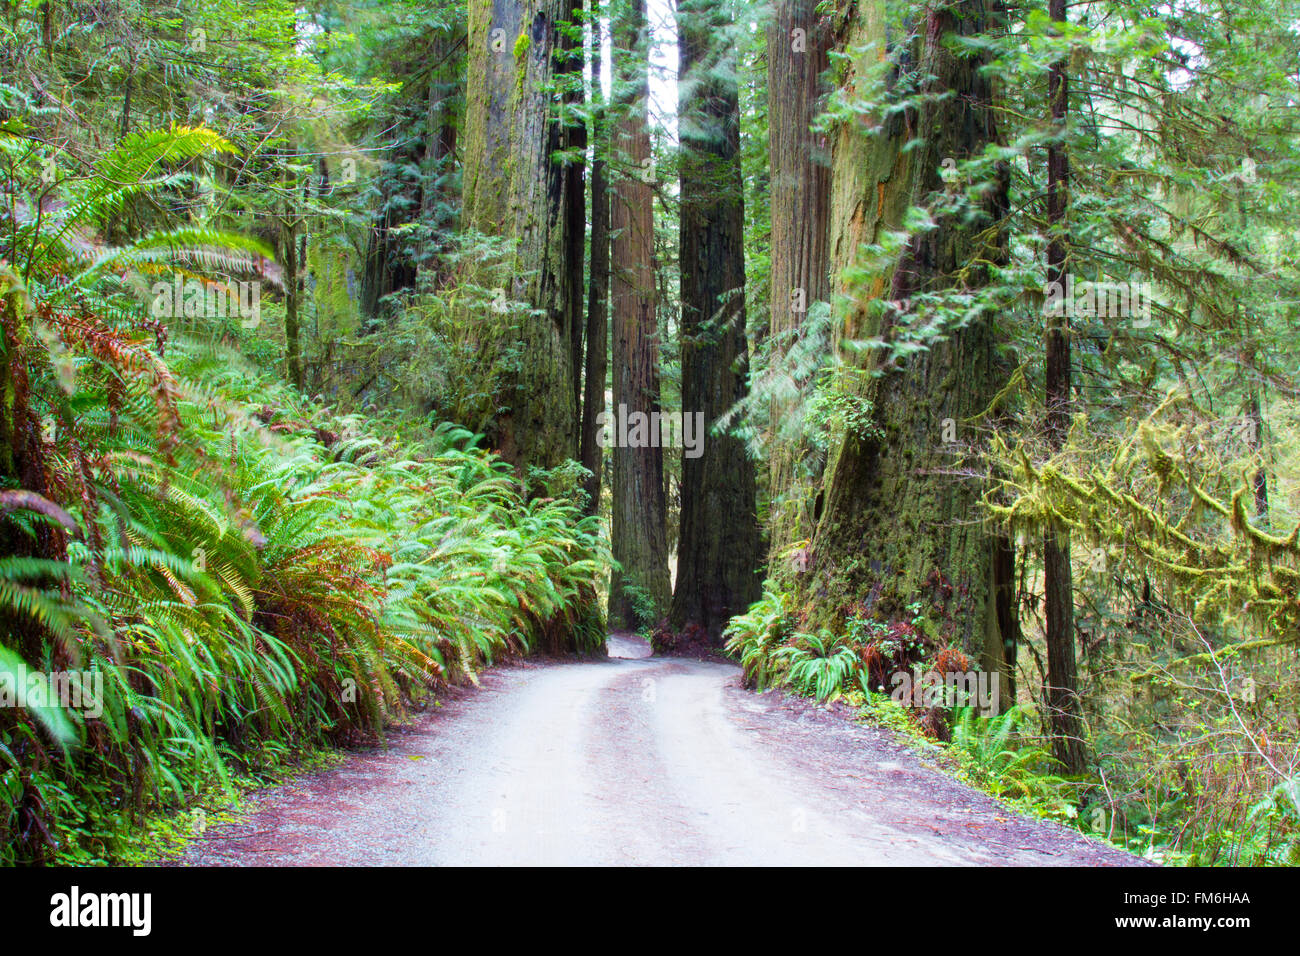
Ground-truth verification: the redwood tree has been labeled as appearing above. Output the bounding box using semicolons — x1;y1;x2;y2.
765;0;831;558
801;0;1013;672
670;0;760;639
461;0;598;653
579;4;610;516
607;0;670;627
1043;0;1086;773
462;0;583;471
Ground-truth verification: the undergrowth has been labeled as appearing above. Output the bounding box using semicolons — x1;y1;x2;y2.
0;122;608;863
722;581;1298;865
1;341;608;863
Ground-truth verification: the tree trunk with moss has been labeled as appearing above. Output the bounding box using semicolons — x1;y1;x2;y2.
766;0;831;561
670;0;761;640
562;0;586;427
1043;0;1086;773
608;0;670;629
579;7;610;516
801;0;1011;671
282;201;303;390
462;0;600;654
463;0;581;471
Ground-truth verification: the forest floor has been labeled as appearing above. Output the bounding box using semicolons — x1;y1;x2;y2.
175;634;1144;866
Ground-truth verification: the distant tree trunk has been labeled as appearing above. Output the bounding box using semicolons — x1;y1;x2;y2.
298;177;310;378
282;200;303;390
463;0;581;471
993;532;1021;706
801;0;1011;672
1043;0;1086;774
120;60;133;137
418;25;464;286
580;7;610;516
608;0;670;628
765;0;830;560
359;196;419;321
670;0;760;640
1248;388;1269;517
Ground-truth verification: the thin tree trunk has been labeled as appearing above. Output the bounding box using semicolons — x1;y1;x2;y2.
1042;0;1086;774
993;532;1021;706
120;61;133;138
41;1;52;60
1249;389;1269;517
608;0;670;628
670;0;760;640
297;177;310;384
283;201;303;390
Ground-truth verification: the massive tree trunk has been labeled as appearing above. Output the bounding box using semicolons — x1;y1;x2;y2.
579;7;610;516
461;0;600;655
463;2;514;232
801;0;1011;670
1043;0;1086;773
608;0;670;628
765;0;831;560
670;0;760;640
463;0;581;471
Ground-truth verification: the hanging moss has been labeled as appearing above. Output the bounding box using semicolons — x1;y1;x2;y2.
985;391;1300;650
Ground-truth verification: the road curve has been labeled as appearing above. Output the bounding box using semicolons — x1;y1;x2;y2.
181;635;1141;866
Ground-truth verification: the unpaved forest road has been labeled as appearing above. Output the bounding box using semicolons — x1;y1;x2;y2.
182;635;1141;866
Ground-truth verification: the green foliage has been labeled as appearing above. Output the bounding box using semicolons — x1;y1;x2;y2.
618;582;659;633
346;233;530;432
1245;776;1300;867
726;584;939;702
948;705;1068;802
723;585;794;690
0;82;608;860
724;585;1091;836
774;629;859;702
803;366;882;449
1;332;609;862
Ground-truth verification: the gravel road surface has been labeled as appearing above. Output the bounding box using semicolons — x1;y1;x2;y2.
180;634;1143;866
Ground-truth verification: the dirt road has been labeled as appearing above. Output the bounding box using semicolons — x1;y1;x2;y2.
181;635;1141;866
